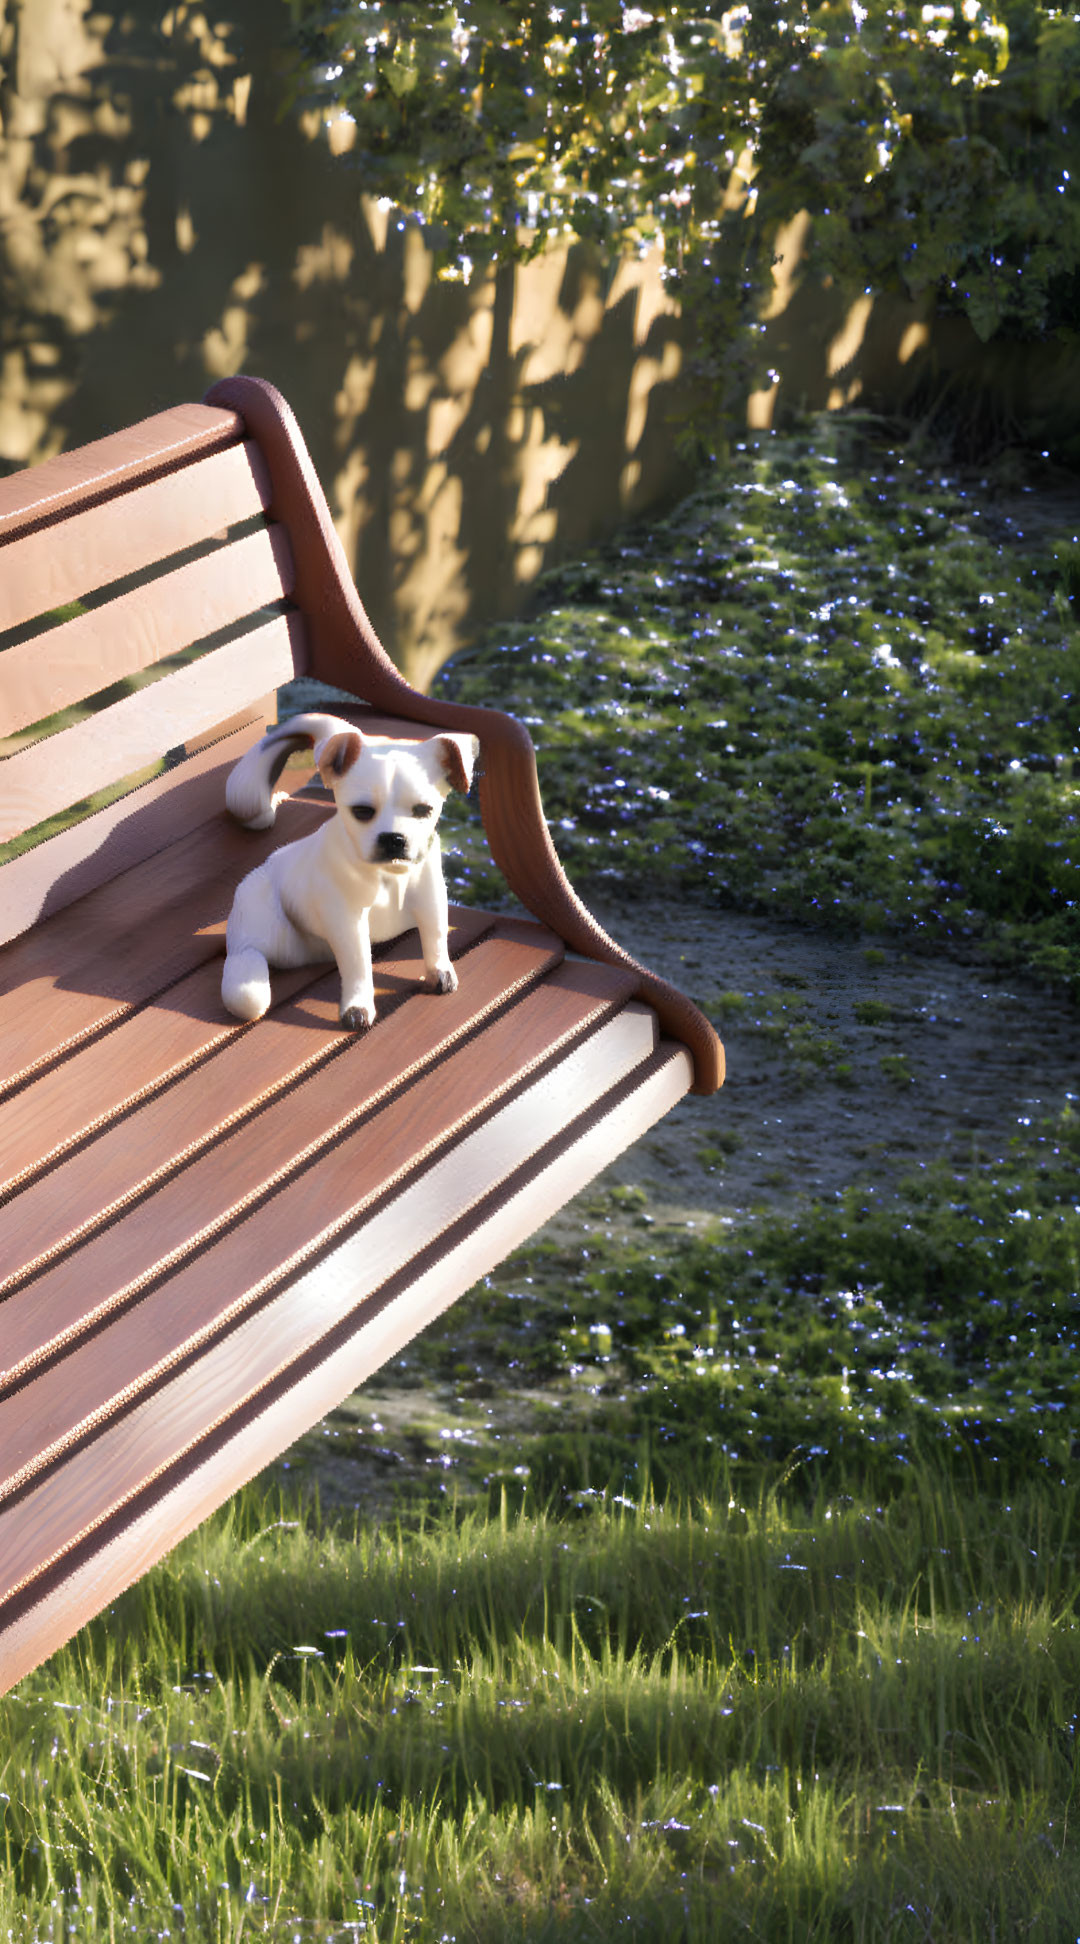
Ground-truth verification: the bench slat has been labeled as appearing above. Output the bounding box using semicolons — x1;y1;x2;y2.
0;1005;666;1610
0;908;499;1254
2;1051;688;1676
0;959;640;1498
0;439;272;634
0;612;301;845
0;526;295;741
0;404;240;543
0;792;331;1085
0;711;279;947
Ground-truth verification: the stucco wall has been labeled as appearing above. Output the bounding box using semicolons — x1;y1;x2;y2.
1;1;1071;686
0;0;696;687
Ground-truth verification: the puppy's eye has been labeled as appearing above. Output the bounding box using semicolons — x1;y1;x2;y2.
411;802;435;819
350;803;376;823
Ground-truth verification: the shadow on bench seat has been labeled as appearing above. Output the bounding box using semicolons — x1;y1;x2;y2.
0;375;723;1695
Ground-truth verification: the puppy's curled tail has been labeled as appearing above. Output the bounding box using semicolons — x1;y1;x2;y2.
225;712;355;829
222;945;273;1022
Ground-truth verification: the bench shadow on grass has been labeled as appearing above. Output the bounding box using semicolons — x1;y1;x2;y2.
60;1455;1078;1939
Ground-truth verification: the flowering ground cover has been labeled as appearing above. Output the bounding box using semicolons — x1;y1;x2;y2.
439;419;1080;991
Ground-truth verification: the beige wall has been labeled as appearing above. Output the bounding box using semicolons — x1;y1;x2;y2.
1;2;1070;687
0;0;695;688
745;208;1080;458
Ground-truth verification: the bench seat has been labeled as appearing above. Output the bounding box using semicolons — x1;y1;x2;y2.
0;376;721;1693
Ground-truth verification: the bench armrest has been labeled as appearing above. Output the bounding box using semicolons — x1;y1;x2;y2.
204;375;723;1094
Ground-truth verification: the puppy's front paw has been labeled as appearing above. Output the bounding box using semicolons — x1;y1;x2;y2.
340;1002;375;1032
430;963;458;995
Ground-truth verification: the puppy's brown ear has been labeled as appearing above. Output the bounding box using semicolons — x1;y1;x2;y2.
315;729;363;787
435;732;480;795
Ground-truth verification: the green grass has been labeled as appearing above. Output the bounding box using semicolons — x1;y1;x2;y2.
436;416;1080;991
3;1463;1078;1942
365;1106;1080;1508
4;1112;1079;1940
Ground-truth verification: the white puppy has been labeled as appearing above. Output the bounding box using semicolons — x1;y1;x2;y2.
222;711;478;1031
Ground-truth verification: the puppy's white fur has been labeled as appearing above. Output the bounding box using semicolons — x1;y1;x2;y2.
222;712;478;1030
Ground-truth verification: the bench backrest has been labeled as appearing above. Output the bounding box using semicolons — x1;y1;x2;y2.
0;377;724;1092
0;403;305;945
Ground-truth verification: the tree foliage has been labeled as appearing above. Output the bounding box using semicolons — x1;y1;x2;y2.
289;0;1080;341
288;0;732;274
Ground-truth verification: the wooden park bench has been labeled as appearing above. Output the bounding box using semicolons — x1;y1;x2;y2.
0;374;723;1694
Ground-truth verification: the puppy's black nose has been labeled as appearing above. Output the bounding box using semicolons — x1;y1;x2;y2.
376;830;410;861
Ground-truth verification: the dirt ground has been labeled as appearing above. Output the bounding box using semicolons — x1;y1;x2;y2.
276;461;1080;1503
572;896;1079;1234
279;896;1078;1512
